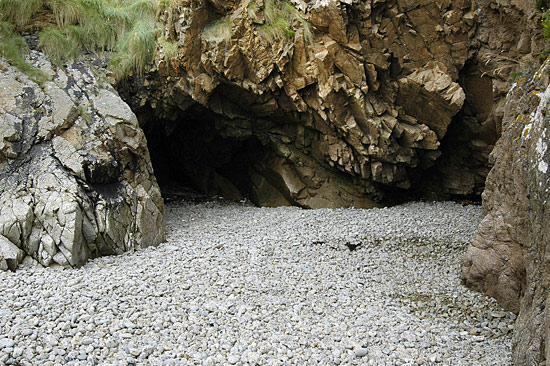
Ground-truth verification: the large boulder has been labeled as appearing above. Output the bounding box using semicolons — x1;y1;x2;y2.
461;60;550;364
0;52;165;270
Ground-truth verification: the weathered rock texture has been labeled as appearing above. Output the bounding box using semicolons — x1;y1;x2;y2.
0;53;165;270
124;0;483;207
462;60;550;364
422;0;546;199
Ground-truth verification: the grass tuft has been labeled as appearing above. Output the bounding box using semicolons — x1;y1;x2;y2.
38;26;82;64
543;10;550;39
0;20;50;84
109;19;157;79
48;0;85;26
0;0;44;27
1;0;159;81
255;0;312;44
202;17;232;43
159;37;178;59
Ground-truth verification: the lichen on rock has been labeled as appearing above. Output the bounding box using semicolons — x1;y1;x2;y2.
0;52;165;270
461;59;550;365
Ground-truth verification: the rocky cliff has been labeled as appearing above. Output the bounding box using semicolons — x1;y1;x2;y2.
1;2;549;360
0;53;165;270
123;0;486;207
462;58;550;365
129;0;549;361
124;0;544;207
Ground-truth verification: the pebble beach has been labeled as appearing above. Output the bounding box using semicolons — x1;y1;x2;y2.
0;199;514;365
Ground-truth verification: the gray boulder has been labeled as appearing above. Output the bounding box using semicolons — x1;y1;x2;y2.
0;52;165;270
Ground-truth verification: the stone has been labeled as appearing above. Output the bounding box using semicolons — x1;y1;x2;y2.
354;348;368;357
0;235;24;271
397;62;465;139
0;54;165;271
227;354;240;364
461;57;550;365
124;0;479;207
0;339;14;349
12;348;23;358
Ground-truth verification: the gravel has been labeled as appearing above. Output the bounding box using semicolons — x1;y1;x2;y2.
0;199;515;365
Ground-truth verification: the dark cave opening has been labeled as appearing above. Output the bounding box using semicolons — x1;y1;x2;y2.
136;59;500;207
411;60;499;202
141;104;271;203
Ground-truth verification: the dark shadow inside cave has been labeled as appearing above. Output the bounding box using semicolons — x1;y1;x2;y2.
410;60;498;202
142;104;271;203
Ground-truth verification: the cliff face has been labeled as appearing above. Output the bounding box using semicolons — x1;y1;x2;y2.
125;0;483;207
462;59;550;366
459;0;550;363
127;0;544;207
420;0;544;199
0;53;165;270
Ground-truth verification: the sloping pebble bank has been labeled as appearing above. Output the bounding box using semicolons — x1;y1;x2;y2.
0;200;514;365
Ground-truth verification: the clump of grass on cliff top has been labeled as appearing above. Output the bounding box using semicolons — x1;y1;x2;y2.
0;0;158;80
0;20;50;84
109;19;157;79
0;0;43;27
202;17;232;42
256;0;312;44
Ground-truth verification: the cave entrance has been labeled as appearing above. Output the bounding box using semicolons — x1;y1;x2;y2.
412;60;498;201
142;104;271;203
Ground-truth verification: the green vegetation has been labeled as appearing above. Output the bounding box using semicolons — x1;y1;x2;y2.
158;37;178;59
201;17;232;42
0;0;43;27
540;47;550;62
0;0;159;81
537;0;550;11
201;0;313;45
543;10;550;40
0;20;50;84
108;20;157;79
257;0;312;44
540;0;550;51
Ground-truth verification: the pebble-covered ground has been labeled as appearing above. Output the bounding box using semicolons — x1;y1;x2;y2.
0;199;515;365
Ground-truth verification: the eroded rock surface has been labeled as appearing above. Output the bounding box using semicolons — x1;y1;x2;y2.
461;60;550;364
0;53;165;270
123;0;480;207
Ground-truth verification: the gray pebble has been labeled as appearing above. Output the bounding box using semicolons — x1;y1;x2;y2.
0;339;14;349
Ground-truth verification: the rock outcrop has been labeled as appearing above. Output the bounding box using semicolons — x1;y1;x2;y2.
461;60;550;364
409;0;545;200
0;53;165;270
123;0;479;207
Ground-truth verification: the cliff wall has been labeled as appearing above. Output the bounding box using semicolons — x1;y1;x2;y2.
462;53;550;366
0;53;165;270
125;0;480;207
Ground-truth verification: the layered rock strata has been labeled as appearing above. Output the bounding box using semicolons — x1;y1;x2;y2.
461;60;550;364
124;0;478;207
0;53;165;270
